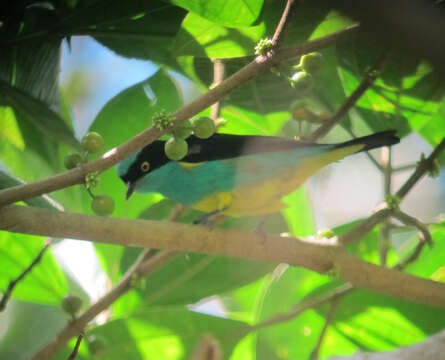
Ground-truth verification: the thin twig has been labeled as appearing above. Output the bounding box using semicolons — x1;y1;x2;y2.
379;146;392;266
338;208;393;246
30;249;177;360
308;50;391;141
396;138;445;199
393;163;417;172
309;298;340;360
67;332;83;360
0;242;50;311
392;209;433;247
246;230;431;336
31;205;183;360
248;283;354;333
210;59;225;124
271;0;299;48
0;25;361;208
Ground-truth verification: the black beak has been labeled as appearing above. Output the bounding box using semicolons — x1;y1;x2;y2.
126;182;136;200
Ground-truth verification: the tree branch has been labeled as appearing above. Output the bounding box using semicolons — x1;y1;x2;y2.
2;204;445;308
271;0;299;48
0;241;50;311
308;50;391;141
0;24;360;208
66;333;83;360
309;298;340;360
395;138;445;199
31;249;177;360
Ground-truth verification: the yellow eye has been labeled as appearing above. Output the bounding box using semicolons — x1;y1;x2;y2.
140;161;150;172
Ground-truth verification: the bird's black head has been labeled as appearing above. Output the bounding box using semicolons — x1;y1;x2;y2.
118;140;170;199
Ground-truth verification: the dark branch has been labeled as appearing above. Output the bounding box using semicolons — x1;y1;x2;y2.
396;138;445;199
67;333;83;360
308;50;391;141
0;242;50;312
271;0;299;48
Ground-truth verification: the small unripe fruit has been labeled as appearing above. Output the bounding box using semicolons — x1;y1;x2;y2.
81;132;104;154
62;294;82;316
164;137;188;161
289;71;313;93
92;194;115;216
192;117;215;139
300;52;323;74
64;153;82;169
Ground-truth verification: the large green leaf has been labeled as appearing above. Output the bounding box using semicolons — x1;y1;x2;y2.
0;231;68;306
255;267;334;359
54;307;249;360
336;44;445;141
174;0;330;58
282;186;315;237
171;0;263;26
0;82;79;150
93;2;186;63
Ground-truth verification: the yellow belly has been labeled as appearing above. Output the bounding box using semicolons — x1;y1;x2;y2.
191;144;363;217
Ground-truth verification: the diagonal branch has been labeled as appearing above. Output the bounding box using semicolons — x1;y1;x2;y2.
0;24;360;208
271;0;299;48
396;138;445;199
0;241;51;311
31;249;177;360
308;50;391;141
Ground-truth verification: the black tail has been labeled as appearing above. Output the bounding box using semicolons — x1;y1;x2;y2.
336;130;400;153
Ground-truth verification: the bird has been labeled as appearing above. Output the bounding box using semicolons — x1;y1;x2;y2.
118;130;399;217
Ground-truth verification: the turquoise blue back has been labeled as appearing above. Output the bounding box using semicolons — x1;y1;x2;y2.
121;145;333;205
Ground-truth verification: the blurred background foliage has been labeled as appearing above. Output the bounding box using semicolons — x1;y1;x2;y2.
0;0;444;359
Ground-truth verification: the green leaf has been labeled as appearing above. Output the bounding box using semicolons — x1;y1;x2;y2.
174;12;266;58
0;82;80;149
220;106;289;135
113;251;276;317
92;1;186;63
0;36;60;108
256;267;332;359
171;0;263;26
0;231;68;306
282;186;315;237
174;0;329;58
311;285;445;357
55;307;249;360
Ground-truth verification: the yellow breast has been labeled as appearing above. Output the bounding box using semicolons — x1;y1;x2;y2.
191;144;363;217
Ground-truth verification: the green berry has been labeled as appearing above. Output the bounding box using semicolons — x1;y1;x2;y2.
192;117;216;139
300;52;323;74
64;153;82;169
164;137;188;161
173;122;193;139
81;132;104;154
87;335;107;355
92;194;115;216
61;294;82;316
289;71;313;93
